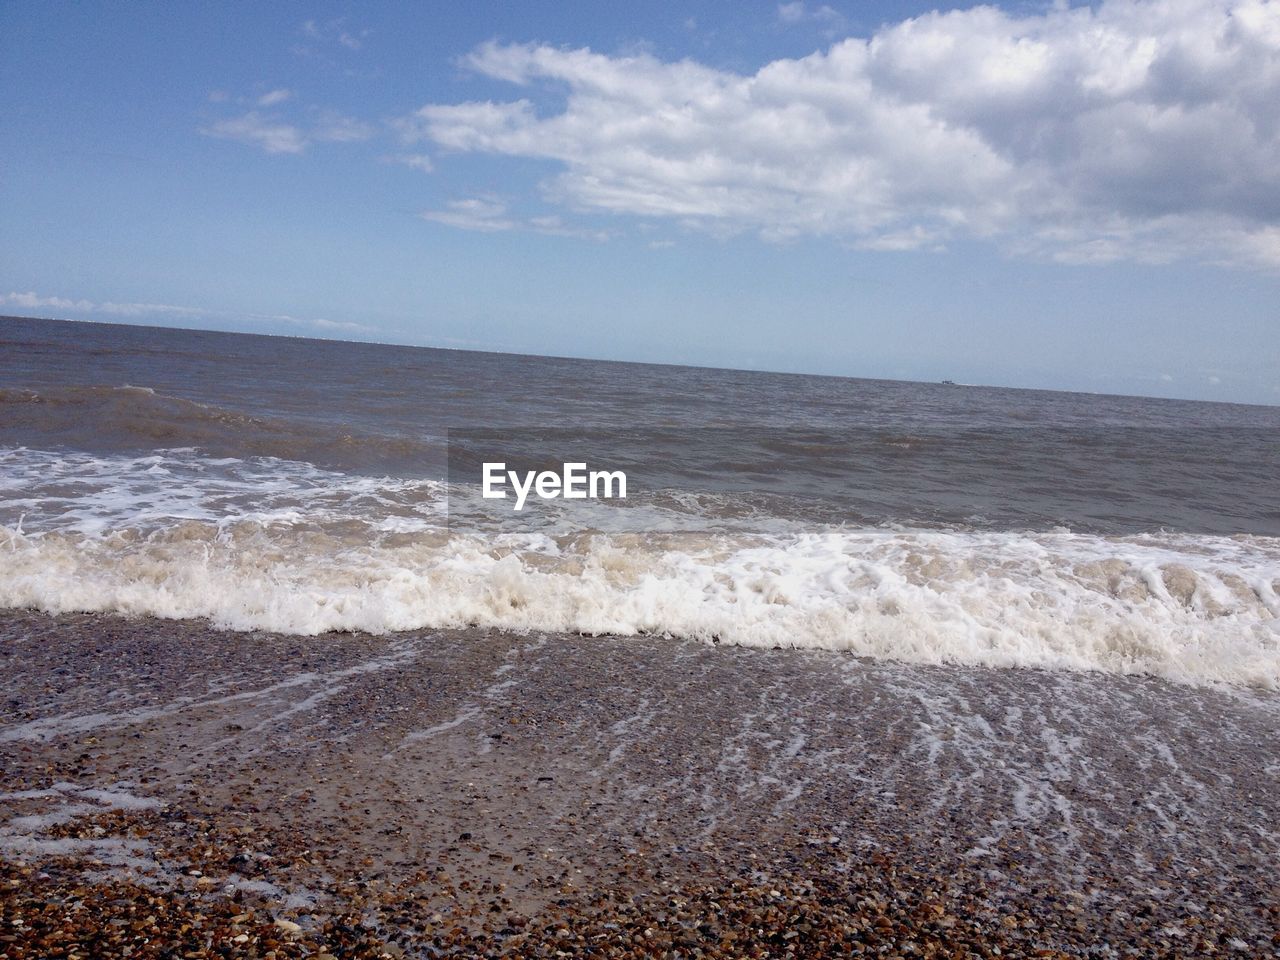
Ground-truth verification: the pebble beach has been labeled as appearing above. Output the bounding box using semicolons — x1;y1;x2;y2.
2;610;1277;957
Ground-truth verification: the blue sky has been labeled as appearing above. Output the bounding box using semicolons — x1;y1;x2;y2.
2;0;1278;404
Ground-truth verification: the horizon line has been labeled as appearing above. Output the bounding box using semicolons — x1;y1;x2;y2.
3;311;1275;411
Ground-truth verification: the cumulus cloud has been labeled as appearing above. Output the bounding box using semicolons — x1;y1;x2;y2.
399;0;1280;267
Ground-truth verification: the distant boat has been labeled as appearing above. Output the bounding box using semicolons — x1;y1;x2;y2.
941;379;956;385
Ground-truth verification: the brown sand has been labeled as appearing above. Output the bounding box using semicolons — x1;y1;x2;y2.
2;609;1278;957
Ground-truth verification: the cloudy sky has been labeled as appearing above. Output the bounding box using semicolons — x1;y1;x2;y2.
2;0;1278;403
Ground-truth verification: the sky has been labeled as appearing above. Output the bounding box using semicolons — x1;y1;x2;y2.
2;0;1278;405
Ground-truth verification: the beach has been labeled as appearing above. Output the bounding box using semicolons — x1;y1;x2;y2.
7;0;1280;952
3;316;1280;955
3;609;1277;956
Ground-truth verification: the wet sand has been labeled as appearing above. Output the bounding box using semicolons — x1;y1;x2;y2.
2;609;1278;957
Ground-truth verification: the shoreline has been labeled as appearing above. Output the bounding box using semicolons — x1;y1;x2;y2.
2;609;1278;956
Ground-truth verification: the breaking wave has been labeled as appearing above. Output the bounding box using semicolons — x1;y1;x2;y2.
2;447;1277;689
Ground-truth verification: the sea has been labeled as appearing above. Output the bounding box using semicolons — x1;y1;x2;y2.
2;314;1278;688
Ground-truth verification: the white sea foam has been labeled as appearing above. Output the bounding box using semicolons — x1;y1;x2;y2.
2;447;1278;688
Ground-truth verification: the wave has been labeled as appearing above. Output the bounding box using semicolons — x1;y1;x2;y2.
2;446;1278;688
0;386;442;472
1;522;1277;689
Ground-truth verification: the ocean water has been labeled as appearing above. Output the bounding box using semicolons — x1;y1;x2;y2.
2;315;1278;687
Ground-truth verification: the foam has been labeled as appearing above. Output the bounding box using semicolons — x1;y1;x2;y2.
2;447;1278;688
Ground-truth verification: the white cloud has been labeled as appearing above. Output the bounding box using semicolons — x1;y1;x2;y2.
401;0;1280;268
422;197;517;232
2;292;374;337
384;153;435;173
1;291;206;318
201;112;308;154
778;2;807;24
257;88;293;107
778;2;842;26
310;111;376;143
3;291;92;312
300;18;369;52
311;317;368;331
252;312;375;334
421;197;609;239
201;108;372;154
